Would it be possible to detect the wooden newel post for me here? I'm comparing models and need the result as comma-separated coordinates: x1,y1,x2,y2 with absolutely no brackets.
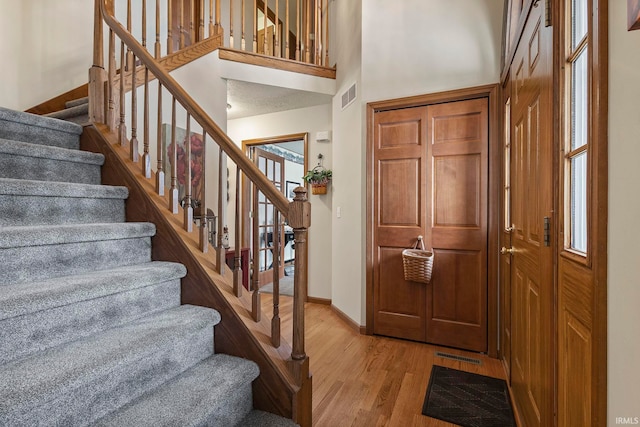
288,186,310,367
288,187,312,427
89,0,107,124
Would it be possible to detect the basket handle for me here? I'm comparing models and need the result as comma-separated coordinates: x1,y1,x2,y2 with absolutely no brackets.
413,235,425,251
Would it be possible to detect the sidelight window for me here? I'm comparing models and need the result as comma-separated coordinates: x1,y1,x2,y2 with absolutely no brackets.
504,98,511,231
564,0,589,254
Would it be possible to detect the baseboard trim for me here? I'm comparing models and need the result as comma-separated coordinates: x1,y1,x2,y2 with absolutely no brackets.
307,296,331,305
331,304,366,334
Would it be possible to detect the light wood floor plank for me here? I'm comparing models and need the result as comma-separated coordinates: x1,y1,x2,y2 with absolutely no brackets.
260,295,508,426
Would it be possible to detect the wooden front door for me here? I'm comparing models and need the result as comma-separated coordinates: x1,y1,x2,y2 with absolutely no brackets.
505,3,554,426
371,97,489,352
425,98,489,352
252,147,285,287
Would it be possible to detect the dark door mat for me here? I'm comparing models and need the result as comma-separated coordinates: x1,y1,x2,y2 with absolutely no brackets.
422,365,516,427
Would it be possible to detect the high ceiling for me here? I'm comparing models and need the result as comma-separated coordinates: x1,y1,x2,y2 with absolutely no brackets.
226,80,333,120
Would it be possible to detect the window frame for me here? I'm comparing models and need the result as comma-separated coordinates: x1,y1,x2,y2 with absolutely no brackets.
561,0,592,264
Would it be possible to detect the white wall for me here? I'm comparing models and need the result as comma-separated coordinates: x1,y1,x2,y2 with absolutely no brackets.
329,0,363,323
361,0,503,102
330,0,504,326
608,2,640,422
0,1,21,108
227,104,333,300
0,0,94,110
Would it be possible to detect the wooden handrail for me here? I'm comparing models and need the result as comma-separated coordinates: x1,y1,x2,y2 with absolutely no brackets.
99,1,289,215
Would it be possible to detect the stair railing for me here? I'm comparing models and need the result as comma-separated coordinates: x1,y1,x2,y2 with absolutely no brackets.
93,0,311,402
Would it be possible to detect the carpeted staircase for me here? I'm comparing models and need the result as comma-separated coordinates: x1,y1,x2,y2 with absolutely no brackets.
0,106,297,426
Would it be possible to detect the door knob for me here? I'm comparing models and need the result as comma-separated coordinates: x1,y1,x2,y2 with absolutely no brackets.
501,246,515,255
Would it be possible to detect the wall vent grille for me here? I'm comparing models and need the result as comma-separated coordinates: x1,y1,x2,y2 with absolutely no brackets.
435,351,482,365
341,83,357,110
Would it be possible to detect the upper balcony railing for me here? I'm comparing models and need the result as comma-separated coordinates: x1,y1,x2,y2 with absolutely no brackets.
98,0,332,70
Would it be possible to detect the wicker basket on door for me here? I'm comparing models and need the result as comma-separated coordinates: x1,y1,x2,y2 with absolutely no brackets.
402,236,434,284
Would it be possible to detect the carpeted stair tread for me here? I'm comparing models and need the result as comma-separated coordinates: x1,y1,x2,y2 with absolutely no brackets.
0,262,185,364
0,223,156,285
0,138,103,184
0,106,82,150
44,103,89,120
0,262,186,321
65,97,89,108
0,305,220,426
0,178,129,226
0,222,155,249
0,177,128,199
95,354,259,427
240,410,301,426
0,138,103,165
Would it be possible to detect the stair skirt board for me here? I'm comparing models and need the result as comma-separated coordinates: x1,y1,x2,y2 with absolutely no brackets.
0,106,297,426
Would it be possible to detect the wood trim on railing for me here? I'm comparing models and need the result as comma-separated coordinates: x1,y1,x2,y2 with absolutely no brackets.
218,47,336,79
100,1,289,215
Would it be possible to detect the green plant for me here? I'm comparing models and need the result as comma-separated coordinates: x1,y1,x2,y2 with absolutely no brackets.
302,166,332,184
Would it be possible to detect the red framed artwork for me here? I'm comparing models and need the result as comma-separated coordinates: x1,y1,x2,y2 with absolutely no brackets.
629,0,640,31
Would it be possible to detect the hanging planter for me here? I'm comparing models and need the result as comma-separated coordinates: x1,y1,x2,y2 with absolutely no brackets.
303,165,332,195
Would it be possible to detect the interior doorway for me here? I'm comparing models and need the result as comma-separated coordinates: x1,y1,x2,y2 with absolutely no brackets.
242,133,308,292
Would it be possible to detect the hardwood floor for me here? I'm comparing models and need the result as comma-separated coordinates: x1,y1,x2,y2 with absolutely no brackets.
260,294,508,426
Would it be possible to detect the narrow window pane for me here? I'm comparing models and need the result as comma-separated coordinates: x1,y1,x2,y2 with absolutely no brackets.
571,152,587,252
504,99,511,230
572,0,588,49
571,49,588,150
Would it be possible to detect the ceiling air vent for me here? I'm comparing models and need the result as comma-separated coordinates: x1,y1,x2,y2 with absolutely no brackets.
341,83,357,110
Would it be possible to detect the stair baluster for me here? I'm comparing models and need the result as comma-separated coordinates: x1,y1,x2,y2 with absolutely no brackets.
155,0,161,58
251,175,261,322
253,0,257,52
296,0,300,60
200,0,205,41
229,0,234,48
285,0,290,58
167,0,173,55
209,0,215,36
107,28,116,131
241,0,246,51
215,0,222,35
127,0,133,70
189,2,195,44
216,146,227,274
275,0,280,57
272,209,281,347
130,54,139,162
233,166,243,297
184,114,193,232
156,83,165,196
179,0,185,50
143,66,151,178
197,129,207,252
324,0,329,65
118,39,127,147
169,96,179,214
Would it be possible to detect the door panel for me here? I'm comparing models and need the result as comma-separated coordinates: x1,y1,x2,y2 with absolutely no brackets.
425,99,488,353
371,98,490,351
372,107,428,342
506,3,554,426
